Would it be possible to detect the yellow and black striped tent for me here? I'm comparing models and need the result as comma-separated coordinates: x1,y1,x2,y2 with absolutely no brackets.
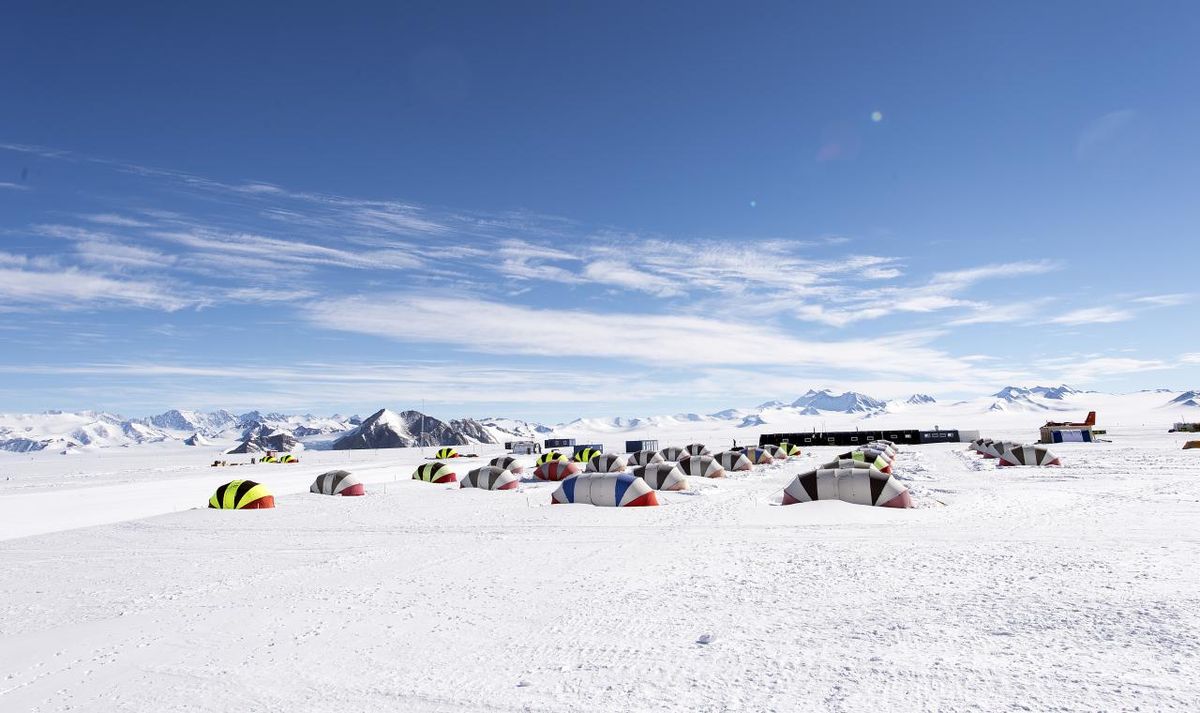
278,454,298,463
414,461,457,483
536,451,567,466
435,447,459,459
259,455,278,463
573,447,602,463
208,480,275,509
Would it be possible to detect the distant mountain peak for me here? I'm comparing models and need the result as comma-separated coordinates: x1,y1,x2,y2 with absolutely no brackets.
906,394,937,405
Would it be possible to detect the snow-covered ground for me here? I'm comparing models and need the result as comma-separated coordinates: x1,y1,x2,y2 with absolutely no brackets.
1,422,1198,710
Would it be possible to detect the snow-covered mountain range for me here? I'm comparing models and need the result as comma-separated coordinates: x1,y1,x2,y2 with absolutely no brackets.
1,385,1196,454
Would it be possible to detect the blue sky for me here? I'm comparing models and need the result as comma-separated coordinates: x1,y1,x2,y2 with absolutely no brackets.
1,2,1197,421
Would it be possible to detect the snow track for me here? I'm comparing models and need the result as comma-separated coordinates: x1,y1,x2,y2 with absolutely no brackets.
1,431,1199,711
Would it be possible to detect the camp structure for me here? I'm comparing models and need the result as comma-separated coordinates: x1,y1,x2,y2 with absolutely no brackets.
627,449,665,467
1184,440,1200,450
821,459,877,471
782,442,803,457
574,447,603,463
435,447,460,459
865,442,897,458
310,470,365,496
208,480,275,509
507,440,538,455
536,451,568,466
258,455,279,464
684,443,711,456
462,466,519,490
997,444,1061,467
781,467,912,508
278,454,298,464
488,455,525,475
742,447,775,465
534,459,582,481
624,439,659,453
413,461,457,483
633,463,688,491
658,446,686,461
551,473,659,507
715,450,753,472
676,454,725,479
1039,412,1097,444
586,453,627,473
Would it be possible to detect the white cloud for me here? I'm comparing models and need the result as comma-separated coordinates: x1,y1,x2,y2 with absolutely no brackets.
0,182,30,191
0,265,198,311
84,213,153,228
1133,294,1191,307
149,229,424,271
1047,307,1134,325
307,293,986,381
226,287,317,303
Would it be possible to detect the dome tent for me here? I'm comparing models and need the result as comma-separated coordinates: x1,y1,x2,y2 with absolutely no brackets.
488,455,525,475
586,453,627,473
574,447,602,463
838,449,892,472
762,444,788,460
537,451,567,465
715,450,753,472
1184,440,1200,450
534,459,582,481
676,454,725,479
552,473,658,507
742,447,774,465
627,449,665,467
311,470,365,496
435,447,460,459
998,444,1061,467
462,466,518,490
209,480,275,509
783,443,803,457
413,462,457,483
634,463,688,491
658,446,686,461
782,467,912,508
684,443,710,456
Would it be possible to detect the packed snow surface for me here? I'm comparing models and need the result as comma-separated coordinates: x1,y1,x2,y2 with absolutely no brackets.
0,421,1198,710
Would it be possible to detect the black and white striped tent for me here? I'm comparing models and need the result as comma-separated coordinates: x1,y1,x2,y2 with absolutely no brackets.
586,453,627,473
634,463,688,491
684,443,710,456
462,465,519,490
310,470,365,496
782,466,912,508
676,454,725,478
627,449,665,467
998,444,1061,467
658,446,686,461
715,450,753,471
488,455,525,474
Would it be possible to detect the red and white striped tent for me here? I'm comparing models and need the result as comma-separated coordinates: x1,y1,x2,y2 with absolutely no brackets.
533,459,582,481
782,466,912,508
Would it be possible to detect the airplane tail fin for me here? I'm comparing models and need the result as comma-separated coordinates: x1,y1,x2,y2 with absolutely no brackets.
1085,411,1096,426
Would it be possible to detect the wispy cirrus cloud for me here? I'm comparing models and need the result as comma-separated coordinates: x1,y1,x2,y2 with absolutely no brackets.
0,263,199,311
